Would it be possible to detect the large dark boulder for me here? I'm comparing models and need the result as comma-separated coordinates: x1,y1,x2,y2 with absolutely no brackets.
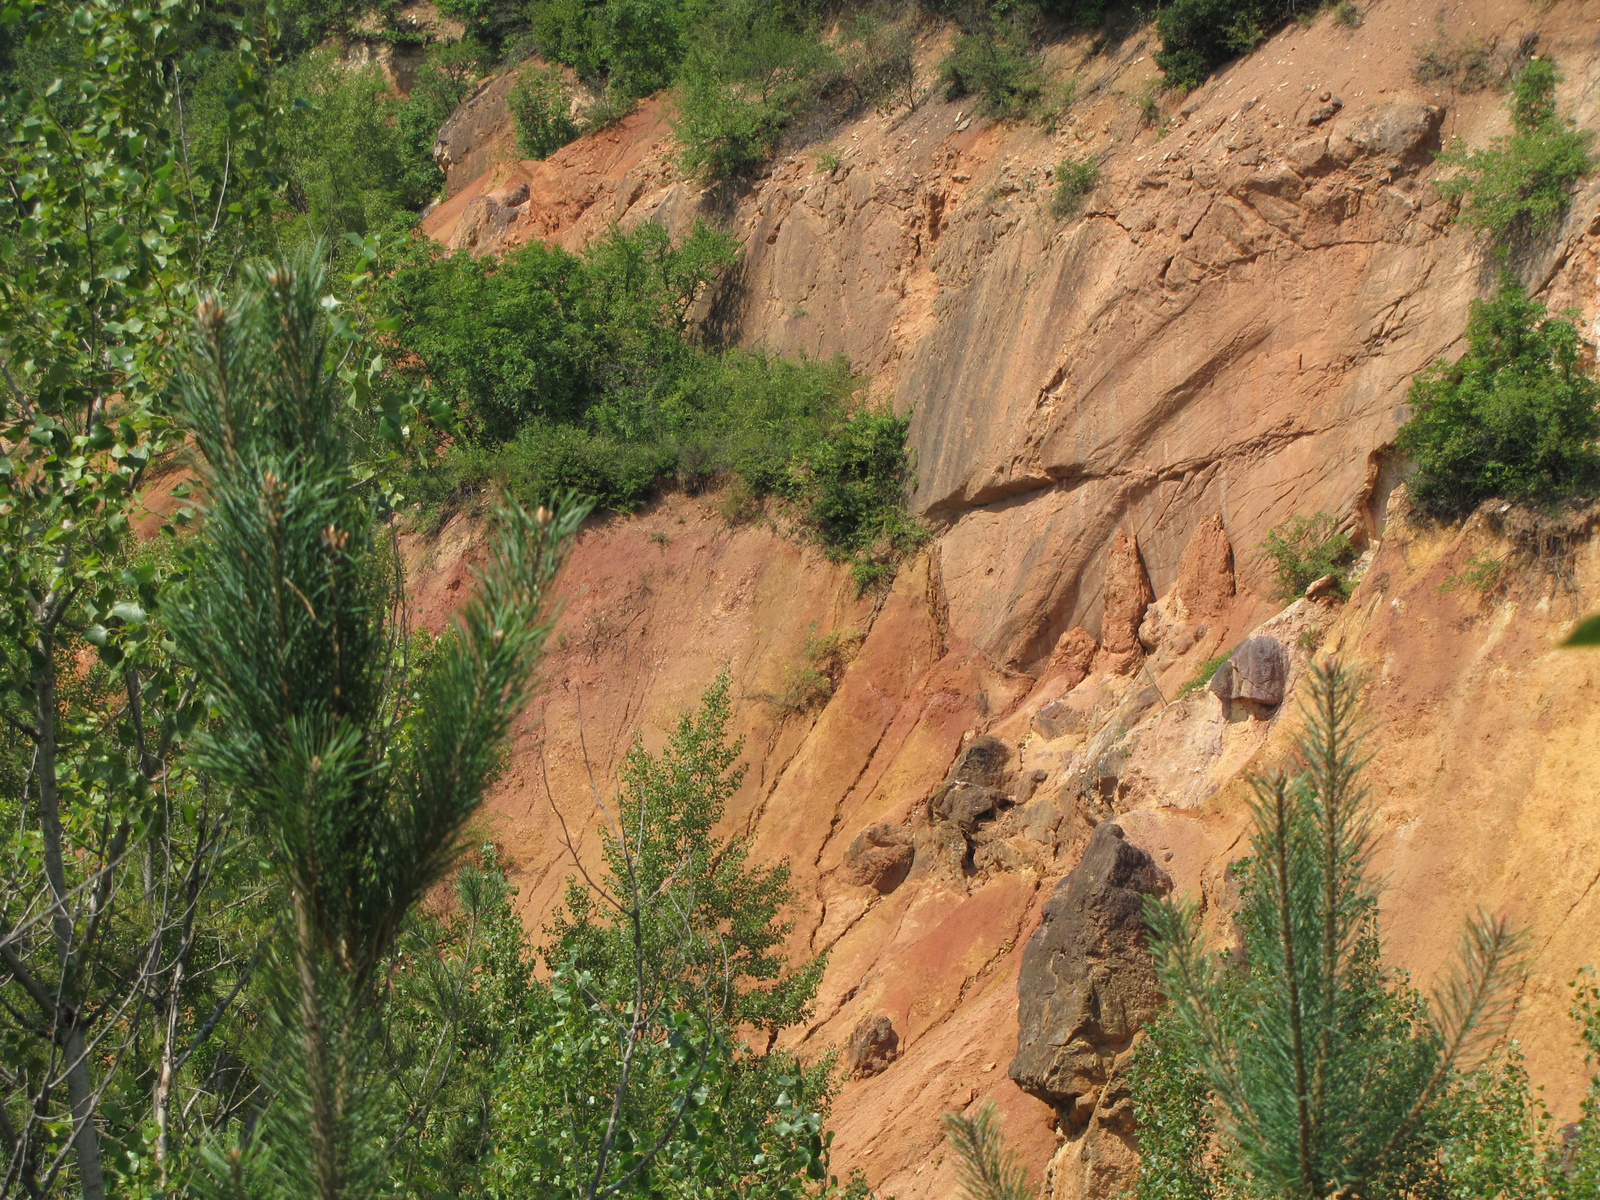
926,735,1016,834
950,735,1013,788
930,781,1008,832
1209,635,1288,706
1010,823,1171,1126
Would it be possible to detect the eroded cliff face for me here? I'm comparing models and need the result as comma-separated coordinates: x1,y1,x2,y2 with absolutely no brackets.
410,2,1600,1196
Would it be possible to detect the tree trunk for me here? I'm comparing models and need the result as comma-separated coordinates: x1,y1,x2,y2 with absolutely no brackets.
64,1026,107,1200
35,636,107,1200
296,892,343,1200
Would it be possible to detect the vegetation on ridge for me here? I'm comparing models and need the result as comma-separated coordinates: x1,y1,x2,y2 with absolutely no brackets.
1438,59,1596,252
1398,280,1600,518
380,220,925,583
1258,513,1358,601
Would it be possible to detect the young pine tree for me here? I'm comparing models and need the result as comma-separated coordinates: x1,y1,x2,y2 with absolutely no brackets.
1140,661,1527,1200
167,256,585,1200
943,1103,1036,1200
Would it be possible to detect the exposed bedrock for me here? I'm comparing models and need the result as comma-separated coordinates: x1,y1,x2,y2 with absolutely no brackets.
410,3,1600,1198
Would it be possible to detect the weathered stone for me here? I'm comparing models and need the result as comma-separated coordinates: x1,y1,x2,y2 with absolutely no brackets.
1306,96,1343,125
950,735,1013,789
1015,768,1048,805
452,191,524,251
1208,636,1288,706
1010,823,1171,1122
1304,572,1340,601
1095,532,1155,676
1328,103,1444,165
843,823,914,893
1034,699,1088,741
489,179,529,207
930,780,1007,832
1136,604,1167,652
1049,627,1098,689
431,69,526,195
845,1015,900,1078
1287,134,1333,174
1175,514,1236,621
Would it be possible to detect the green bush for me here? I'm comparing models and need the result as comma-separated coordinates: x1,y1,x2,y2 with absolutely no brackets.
528,0,691,101
1438,59,1595,249
383,221,737,439
1176,651,1230,697
204,41,475,249
941,24,1043,120
1050,158,1099,218
509,65,580,158
1258,512,1356,600
671,1,834,182
276,51,426,239
838,12,917,114
435,0,535,55
1398,280,1600,516
801,406,928,588
1155,0,1314,90
424,422,678,512
1437,978,1600,1199
384,222,924,565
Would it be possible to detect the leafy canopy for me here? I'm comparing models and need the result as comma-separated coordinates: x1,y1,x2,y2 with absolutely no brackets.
1438,59,1595,250
1397,280,1600,517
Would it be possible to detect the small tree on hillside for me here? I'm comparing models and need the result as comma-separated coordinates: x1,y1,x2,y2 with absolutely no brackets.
168,256,585,1200
1138,661,1527,1200
485,675,835,1198
544,672,822,1040
1397,280,1600,517
1438,59,1596,251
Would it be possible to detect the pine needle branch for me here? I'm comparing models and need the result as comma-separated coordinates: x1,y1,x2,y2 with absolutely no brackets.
943,1102,1035,1200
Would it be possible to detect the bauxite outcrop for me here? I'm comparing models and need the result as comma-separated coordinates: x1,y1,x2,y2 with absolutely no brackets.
408,2,1600,1196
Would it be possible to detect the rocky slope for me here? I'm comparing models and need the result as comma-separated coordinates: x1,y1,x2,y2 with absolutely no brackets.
409,1,1600,1195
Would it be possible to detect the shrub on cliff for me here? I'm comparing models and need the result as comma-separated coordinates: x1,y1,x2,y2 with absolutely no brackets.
1397,280,1600,517
1155,0,1315,91
671,0,836,182
383,221,737,440
1433,979,1600,1200
510,65,580,158
1258,512,1357,600
275,50,438,239
801,406,929,590
385,224,926,574
1050,158,1099,218
1438,59,1596,251
527,0,691,101
940,18,1044,120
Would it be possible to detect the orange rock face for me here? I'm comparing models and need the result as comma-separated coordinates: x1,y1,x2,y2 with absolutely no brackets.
1092,531,1154,676
402,1,1600,1196
1175,513,1235,621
